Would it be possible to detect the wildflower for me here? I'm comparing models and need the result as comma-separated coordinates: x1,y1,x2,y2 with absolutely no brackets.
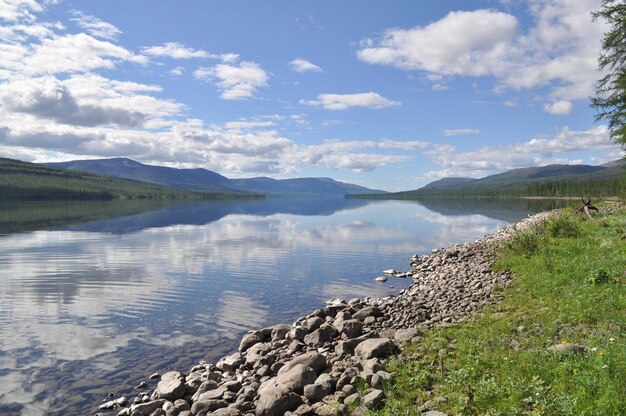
599,351,605,357
572,368,578,375
609,337,615,342
602,364,608,369
591,347,598,352
561,339,568,344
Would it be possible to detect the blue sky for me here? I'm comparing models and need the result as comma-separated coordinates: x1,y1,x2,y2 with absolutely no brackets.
0,0,623,191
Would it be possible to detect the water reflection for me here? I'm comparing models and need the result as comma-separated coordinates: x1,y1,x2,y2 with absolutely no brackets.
0,198,560,415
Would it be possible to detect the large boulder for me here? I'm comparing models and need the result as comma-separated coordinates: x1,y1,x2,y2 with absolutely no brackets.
354,338,399,360
278,351,327,375
255,388,303,416
260,363,316,395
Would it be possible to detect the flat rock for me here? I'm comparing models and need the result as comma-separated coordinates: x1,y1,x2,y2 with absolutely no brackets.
154,377,185,400
354,338,399,360
375,277,388,283
260,364,316,395
279,351,327,375
129,400,166,416
394,328,420,344
548,343,586,354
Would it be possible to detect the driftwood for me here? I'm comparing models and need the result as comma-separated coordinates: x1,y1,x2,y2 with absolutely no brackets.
576,196,599,221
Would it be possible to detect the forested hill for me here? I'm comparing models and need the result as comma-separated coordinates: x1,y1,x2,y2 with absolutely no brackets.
47,157,388,196
0,158,258,201
351,160,626,199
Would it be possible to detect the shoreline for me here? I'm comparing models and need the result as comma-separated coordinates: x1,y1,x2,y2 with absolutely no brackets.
96,210,555,416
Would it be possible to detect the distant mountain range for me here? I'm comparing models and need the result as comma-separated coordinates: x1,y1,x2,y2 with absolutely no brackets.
352,159,626,198
46,158,387,196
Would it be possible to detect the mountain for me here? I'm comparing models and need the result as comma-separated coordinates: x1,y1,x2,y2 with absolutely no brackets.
351,159,626,199
421,177,476,190
0,158,255,201
46,158,387,196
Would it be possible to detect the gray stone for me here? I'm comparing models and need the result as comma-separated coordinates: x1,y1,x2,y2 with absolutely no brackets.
287,326,307,342
212,407,242,416
191,380,218,402
306,317,324,332
394,328,420,344
315,403,346,415
260,364,316,395
240,332,264,352
354,338,399,360
361,389,384,409
154,372,185,401
217,352,244,371
422,412,448,416
303,323,338,347
255,388,303,416
548,343,586,354
303,383,327,404
129,400,166,416
271,324,292,342
336,319,363,339
190,399,228,414
293,403,314,416
352,306,382,321
279,352,327,376
197,385,228,401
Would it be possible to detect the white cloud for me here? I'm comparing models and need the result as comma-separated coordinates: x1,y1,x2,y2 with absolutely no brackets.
0,0,43,22
425,125,620,177
143,42,211,59
70,10,121,40
23,33,147,74
543,100,573,115
223,120,274,131
289,58,322,73
358,1,607,103
442,128,481,137
169,66,184,77
194,61,268,100
301,92,400,110
358,9,517,75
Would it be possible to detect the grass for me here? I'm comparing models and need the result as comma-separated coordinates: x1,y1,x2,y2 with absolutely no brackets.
377,205,626,415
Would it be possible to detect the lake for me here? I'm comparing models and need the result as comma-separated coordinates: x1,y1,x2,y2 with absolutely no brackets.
0,197,570,415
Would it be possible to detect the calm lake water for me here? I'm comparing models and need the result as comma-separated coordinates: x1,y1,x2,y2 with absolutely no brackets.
0,197,571,415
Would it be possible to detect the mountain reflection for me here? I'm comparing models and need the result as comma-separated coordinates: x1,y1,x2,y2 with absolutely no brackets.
0,198,556,415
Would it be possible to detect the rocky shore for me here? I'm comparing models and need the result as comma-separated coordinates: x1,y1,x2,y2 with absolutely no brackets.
97,211,554,416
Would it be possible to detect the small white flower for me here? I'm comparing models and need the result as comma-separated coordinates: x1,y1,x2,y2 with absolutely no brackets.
602,364,608,369
609,337,615,342
591,347,598,352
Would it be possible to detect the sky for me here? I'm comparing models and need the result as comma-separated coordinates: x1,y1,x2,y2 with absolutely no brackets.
0,0,624,191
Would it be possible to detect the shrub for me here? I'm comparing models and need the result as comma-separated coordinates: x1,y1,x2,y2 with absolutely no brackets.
545,213,581,238
506,231,540,257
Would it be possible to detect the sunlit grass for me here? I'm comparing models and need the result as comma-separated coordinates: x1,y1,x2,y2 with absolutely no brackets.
378,205,626,415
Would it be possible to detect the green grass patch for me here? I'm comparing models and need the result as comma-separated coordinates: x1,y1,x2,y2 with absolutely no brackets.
378,205,626,415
